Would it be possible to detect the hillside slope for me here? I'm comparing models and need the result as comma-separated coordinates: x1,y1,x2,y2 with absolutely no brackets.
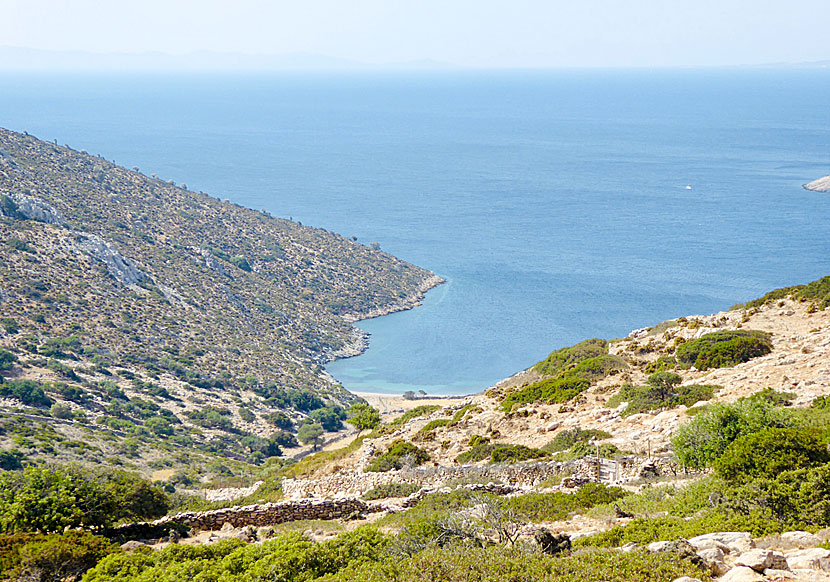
0,127,440,478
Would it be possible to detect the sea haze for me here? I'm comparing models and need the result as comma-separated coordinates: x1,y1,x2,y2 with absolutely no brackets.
2,69,828,395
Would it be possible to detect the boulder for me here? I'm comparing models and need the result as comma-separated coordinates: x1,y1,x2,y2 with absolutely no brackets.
786,548,830,572
781,531,822,549
763,568,796,579
689,532,751,547
697,547,729,576
736,549,775,572
671,578,702,582
719,566,766,582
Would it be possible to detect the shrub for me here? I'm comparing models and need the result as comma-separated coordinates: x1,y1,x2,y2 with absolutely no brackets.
0,450,23,470
714,428,830,481
533,338,608,376
265,411,294,430
0,379,52,406
729,463,830,527
505,483,626,521
675,330,772,370
229,256,252,271
643,356,677,374
577,510,782,548
672,399,796,469
0,348,16,371
490,444,548,464
501,376,591,411
542,428,612,453
607,383,716,417
0,466,168,533
0,531,118,581
363,483,421,500
365,440,430,472
271,430,300,448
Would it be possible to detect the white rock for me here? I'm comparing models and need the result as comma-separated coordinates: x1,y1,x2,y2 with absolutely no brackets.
736,549,775,572
763,568,796,579
786,548,830,572
689,532,752,547
689,537,732,554
671,577,702,582
781,531,822,549
719,565,766,582
647,540,673,553
697,547,729,576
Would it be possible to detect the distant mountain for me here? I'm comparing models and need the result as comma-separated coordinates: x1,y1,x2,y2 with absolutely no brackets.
0,45,459,71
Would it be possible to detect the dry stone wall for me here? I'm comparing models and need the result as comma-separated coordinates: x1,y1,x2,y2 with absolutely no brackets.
155,497,374,532
282,455,679,499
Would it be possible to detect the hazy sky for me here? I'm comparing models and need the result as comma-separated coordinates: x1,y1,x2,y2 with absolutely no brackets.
2,0,829,68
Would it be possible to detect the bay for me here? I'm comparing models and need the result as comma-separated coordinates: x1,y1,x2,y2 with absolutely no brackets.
1,69,828,394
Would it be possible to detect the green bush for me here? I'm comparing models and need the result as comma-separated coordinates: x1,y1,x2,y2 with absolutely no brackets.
542,428,612,453
84,528,391,582
0,348,16,371
0,318,19,334
502,376,591,411
714,428,830,481
739,275,830,310
362,483,421,500
326,546,709,582
606,383,716,417
0,530,117,581
365,440,430,472
533,338,608,376
0,379,52,406
0,466,168,533
578,510,782,548
675,330,772,370
490,444,549,464
643,356,677,374
728,463,830,527
672,399,796,469
505,483,626,521
568,355,628,381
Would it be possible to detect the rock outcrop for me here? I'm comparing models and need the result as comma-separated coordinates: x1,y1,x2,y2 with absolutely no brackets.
804,175,830,192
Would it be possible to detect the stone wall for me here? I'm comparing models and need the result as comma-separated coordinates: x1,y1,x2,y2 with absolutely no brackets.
154,497,374,532
281,455,679,499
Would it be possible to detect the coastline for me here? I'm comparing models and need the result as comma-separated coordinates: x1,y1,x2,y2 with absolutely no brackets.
328,273,445,362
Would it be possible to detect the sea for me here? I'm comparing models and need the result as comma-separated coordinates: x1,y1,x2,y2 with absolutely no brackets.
1,69,828,395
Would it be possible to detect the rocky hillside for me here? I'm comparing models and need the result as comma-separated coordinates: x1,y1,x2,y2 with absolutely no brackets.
0,127,440,479
304,276,829,477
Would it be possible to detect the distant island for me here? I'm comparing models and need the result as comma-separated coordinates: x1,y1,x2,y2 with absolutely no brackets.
804,175,830,192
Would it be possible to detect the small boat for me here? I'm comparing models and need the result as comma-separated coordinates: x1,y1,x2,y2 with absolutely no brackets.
685,185,692,190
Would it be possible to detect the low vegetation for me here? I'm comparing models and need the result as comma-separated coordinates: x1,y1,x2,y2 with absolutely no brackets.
675,330,772,370
503,339,627,410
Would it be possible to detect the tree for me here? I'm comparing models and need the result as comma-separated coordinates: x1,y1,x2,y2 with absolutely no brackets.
297,423,324,451
308,407,345,432
347,403,381,433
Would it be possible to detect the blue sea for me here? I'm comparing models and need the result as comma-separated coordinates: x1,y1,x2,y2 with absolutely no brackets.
2,69,828,395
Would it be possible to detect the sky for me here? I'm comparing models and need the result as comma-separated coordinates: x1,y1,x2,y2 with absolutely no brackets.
1,0,829,68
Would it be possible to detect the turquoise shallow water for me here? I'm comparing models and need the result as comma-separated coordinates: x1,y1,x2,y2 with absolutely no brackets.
1,69,828,394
